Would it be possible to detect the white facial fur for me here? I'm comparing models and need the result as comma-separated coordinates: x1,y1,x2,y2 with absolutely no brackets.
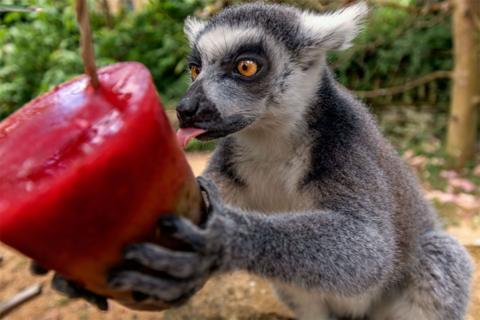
184,16,207,44
197,26,262,63
185,2,368,51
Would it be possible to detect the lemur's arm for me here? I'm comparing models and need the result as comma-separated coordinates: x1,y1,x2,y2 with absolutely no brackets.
107,177,394,304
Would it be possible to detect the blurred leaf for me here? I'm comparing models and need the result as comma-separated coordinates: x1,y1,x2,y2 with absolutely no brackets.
0,0,207,118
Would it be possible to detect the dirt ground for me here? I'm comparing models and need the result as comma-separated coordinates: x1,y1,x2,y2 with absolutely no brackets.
1,152,479,320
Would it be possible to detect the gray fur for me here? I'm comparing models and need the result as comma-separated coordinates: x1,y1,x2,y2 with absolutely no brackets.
110,2,474,319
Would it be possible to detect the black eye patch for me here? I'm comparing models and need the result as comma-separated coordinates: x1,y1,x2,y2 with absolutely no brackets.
216,43,269,81
224,42,267,63
187,46,202,67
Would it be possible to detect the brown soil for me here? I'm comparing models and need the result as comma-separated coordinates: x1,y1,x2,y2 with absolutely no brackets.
0,153,478,320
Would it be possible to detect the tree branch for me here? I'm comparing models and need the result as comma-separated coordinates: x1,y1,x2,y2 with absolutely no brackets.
0,284,43,317
367,0,451,14
355,71,452,98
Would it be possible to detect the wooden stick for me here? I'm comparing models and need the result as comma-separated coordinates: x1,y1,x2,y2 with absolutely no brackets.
0,284,43,318
75,0,99,89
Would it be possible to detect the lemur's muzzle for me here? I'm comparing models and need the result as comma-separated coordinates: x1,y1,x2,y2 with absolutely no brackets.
176,80,222,147
176,80,221,129
176,79,253,148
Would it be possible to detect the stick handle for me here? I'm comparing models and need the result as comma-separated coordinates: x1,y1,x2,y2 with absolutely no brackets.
0,283,43,317
75,0,99,89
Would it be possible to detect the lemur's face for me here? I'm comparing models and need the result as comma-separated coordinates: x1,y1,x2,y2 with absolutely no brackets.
177,31,276,141
176,2,367,142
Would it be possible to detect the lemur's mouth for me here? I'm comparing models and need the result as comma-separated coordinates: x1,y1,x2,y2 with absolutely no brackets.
176,126,236,148
176,115,254,148
176,128,207,148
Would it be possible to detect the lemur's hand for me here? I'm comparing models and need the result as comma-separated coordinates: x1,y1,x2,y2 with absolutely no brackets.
29,177,225,310
30,262,109,310
107,176,227,306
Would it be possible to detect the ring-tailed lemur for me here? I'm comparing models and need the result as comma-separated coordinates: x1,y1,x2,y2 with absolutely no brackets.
47,2,474,319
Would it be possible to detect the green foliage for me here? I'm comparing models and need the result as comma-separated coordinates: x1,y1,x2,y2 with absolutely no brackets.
0,1,454,120
378,106,447,154
185,139,216,152
0,1,78,119
0,0,205,119
330,6,453,107
95,0,205,104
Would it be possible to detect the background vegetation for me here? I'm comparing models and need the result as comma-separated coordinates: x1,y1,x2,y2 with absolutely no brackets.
0,0,454,117
0,0,207,118
0,0,479,219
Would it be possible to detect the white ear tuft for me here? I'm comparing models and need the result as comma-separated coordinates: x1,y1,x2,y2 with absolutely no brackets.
301,1,368,51
184,16,207,45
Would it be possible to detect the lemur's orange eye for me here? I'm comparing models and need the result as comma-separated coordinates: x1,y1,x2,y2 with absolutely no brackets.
237,60,258,77
190,65,201,80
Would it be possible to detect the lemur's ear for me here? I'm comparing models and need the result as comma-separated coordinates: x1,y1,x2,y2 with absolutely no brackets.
184,16,207,45
300,2,368,51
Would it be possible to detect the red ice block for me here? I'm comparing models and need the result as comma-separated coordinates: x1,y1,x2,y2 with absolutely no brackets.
0,62,202,309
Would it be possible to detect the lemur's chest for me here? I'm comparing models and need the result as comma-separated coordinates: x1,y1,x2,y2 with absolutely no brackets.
212,147,314,213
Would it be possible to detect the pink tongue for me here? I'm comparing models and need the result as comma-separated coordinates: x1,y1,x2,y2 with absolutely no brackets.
176,128,207,149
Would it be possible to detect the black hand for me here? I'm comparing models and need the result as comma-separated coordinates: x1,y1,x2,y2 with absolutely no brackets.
51,274,109,311
30,261,49,275
30,261,109,311
107,176,227,307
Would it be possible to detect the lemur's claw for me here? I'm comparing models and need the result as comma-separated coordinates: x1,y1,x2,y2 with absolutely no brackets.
52,274,109,311
123,242,202,279
30,261,49,275
108,270,201,305
197,176,222,212
30,261,108,310
115,240,212,303
158,215,207,252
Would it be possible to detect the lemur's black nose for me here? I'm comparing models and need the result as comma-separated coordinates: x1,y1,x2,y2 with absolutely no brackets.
176,80,221,128
176,98,199,125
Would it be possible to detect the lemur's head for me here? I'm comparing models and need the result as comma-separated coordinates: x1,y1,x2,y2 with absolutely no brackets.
176,2,367,145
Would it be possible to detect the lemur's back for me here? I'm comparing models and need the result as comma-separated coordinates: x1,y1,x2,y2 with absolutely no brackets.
321,71,439,261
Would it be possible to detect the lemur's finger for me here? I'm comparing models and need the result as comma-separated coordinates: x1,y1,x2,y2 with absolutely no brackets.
51,274,82,298
157,215,206,252
124,243,201,278
131,290,149,302
78,289,109,311
30,261,49,275
197,176,222,210
108,271,201,303
51,274,109,311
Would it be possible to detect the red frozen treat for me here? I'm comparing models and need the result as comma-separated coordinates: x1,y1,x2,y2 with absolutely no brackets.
0,62,202,308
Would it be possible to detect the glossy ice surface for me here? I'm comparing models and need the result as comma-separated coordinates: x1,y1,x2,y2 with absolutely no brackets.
0,62,202,305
